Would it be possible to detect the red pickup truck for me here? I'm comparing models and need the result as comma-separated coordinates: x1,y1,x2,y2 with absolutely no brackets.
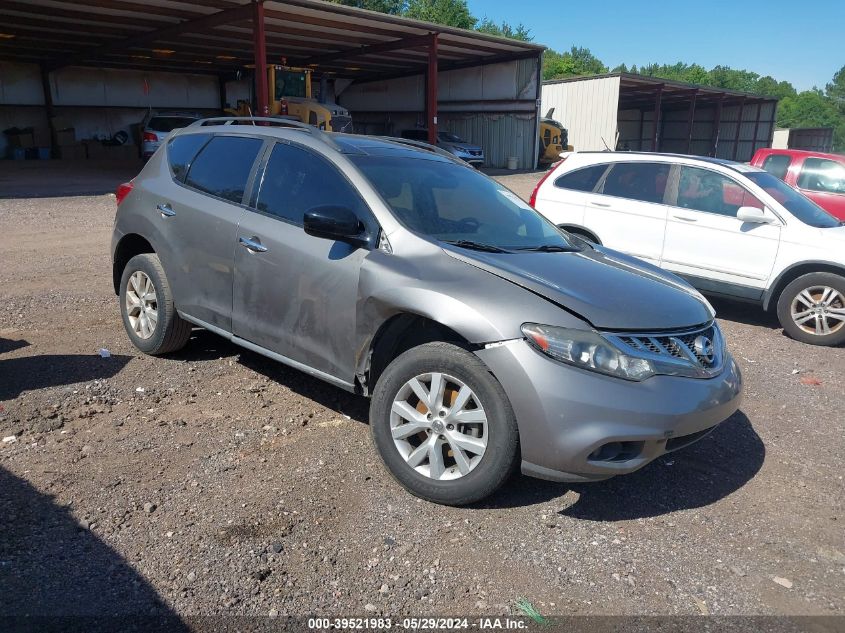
750,148,845,220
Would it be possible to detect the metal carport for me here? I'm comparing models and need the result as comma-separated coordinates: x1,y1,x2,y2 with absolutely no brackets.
1,0,544,164
542,73,779,161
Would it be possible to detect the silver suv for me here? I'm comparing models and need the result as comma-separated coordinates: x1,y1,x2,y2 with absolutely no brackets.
112,117,742,505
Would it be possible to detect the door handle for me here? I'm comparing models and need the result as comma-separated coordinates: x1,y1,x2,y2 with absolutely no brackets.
157,203,176,218
239,236,268,253
673,215,698,222
589,201,611,208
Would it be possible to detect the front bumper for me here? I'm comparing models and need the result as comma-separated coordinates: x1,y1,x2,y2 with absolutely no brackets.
475,339,743,482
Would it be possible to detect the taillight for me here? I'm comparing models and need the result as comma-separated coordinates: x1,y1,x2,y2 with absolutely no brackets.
143,132,158,142
529,158,566,208
116,181,134,206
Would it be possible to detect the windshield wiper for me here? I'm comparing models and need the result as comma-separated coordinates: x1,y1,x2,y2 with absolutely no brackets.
514,244,578,253
444,240,511,253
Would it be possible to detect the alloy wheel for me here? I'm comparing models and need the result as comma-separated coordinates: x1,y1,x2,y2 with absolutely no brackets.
390,372,488,481
790,285,845,336
125,271,158,339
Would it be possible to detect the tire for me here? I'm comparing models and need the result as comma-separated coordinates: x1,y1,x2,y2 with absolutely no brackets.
370,342,519,506
119,253,192,355
776,272,845,346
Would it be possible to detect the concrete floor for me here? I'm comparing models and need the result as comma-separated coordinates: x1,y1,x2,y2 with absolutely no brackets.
0,159,144,199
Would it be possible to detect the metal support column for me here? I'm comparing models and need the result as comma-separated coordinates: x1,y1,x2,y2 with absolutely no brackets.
39,65,57,149
750,101,763,158
252,0,269,117
652,84,663,151
710,95,724,157
732,97,746,161
685,89,698,154
638,109,645,151
426,33,439,146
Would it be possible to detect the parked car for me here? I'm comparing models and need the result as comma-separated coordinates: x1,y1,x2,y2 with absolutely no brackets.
531,152,845,346
141,111,201,160
400,129,484,167
751,148,845,221
112,118,741,505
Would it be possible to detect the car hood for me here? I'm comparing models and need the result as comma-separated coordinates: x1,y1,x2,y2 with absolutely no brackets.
443,246,714,331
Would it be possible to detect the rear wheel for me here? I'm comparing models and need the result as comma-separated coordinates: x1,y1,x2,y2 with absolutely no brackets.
776,272,845,346
370,342,519,506
119,253,192,355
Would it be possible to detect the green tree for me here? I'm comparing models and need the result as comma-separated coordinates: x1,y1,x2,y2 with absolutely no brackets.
543,46,607,80
826,65,845,113
405,0,476,29
755,75,797,100
327,0,406,13
476,18,532,41
778,89,845,148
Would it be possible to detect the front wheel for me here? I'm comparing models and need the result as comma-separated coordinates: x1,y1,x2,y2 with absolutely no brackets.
370,342,519,506
776,272,845,346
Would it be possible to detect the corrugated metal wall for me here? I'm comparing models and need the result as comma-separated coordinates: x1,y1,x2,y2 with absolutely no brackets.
544,76,776,161
541,76,621,152
440,113,537,172
714,101,776,161
338,58,541,169
0,62,220,155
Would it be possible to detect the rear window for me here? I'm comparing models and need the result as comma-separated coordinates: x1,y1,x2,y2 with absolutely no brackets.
601,162,670,204
185,136,263,204
148,117,198,132
167,134,210,181
761,154,792,180
554,164,607,192
797,157,845,194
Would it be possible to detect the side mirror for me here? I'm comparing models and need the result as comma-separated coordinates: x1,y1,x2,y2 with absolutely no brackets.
303,205,366,245
737,206,775,225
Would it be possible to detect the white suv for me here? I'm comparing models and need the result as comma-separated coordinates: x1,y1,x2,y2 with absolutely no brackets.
531,152,845,346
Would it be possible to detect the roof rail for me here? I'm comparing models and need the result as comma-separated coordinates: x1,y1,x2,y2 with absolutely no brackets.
378,136,469,166
189,116,341,151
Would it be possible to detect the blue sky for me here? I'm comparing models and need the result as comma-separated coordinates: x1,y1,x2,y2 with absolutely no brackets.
466,0,843,91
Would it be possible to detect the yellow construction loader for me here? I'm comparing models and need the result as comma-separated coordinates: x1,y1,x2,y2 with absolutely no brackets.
539,108,569,164
226,64,353,133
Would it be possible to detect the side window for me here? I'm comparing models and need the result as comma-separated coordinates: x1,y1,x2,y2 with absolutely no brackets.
797,158,845,194
761,154,792,180
554,164,608,192
601,162,670,204
185,136,263,204
675,166,763,217
167,134,210,182
256,142,369,225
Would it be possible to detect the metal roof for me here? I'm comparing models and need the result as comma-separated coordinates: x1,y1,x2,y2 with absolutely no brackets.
545,73,779,110
0,0,544,79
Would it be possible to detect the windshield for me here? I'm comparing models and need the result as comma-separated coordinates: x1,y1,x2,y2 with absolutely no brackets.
351,155,577,252
745,171,841,228
275,70,307,99
438,132,464,143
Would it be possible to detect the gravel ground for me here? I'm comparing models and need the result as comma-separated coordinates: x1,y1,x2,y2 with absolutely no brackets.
1,176,843,621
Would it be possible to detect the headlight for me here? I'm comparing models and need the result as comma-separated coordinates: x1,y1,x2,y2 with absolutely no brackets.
521,323,655,381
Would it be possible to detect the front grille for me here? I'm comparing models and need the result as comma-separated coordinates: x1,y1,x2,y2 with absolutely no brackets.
607,323,724,379
468,150,482,157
